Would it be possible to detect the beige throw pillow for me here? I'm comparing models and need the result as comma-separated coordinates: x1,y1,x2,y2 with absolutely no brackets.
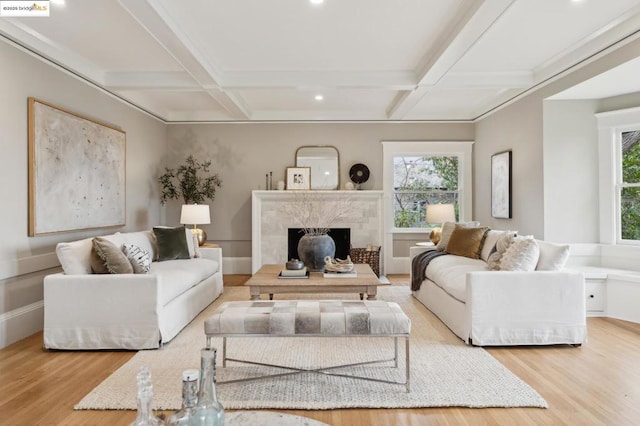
499,236,540,271
445,225,489,259
487,231,517,270
92,237,134,274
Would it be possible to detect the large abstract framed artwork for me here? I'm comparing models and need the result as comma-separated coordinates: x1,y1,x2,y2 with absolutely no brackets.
28,98,126,236
491,150,512,219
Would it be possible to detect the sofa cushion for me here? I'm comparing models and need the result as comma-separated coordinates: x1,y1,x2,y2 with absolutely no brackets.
446,226,489,259
535,240,570,271
90,246,110,274
499,236,539,272
123,243,152,273
56,237,94,275
487,231,517,270
121,231,156,261
425,254,488,303
151,258,220,306
436,221,481,251
153,227,191,261
481,230,511,262
92,237,134,274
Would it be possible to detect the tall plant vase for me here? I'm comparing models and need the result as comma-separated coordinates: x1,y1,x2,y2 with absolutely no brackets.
297,234,336,271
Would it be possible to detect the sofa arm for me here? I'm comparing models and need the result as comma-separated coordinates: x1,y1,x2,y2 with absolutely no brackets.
43,273,162,349
465,271,587,345
199,247,223,275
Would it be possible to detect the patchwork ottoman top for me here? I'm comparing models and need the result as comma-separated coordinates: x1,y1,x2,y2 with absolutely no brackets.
204,300,411,336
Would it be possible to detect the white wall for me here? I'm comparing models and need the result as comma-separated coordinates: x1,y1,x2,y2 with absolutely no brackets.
475,35,640,239
0,38,167,348
543,100,600,243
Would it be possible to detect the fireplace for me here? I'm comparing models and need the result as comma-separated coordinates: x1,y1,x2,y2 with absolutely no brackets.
288,228,351,261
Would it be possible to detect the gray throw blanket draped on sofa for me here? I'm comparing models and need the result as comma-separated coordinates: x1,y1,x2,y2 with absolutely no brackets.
411,249,448,291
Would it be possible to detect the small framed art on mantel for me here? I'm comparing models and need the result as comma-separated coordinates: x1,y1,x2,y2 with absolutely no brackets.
491,150,512,219
286,167,311,190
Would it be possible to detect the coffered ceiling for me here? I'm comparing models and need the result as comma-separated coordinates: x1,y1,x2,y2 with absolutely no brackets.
2,0,640,122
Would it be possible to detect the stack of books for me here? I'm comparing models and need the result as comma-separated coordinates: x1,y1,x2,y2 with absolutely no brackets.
278,267,309,279
323,269,357,278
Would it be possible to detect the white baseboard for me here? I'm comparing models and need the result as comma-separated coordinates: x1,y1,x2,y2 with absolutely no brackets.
0,301,44,349
223,257,252,274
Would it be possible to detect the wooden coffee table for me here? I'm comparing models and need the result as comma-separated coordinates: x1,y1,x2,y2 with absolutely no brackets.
245,264,387,300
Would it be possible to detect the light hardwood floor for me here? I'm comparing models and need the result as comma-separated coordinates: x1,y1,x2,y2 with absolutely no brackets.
1,275,639,425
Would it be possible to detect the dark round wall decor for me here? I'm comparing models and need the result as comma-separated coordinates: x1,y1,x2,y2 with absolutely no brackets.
349,163,370,184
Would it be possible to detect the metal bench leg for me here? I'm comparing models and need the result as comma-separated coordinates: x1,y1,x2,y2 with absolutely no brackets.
405,336,410,393
223,337,227,368
394,337,398,368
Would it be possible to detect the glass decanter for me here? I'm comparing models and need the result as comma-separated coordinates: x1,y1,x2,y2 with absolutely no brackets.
166,369,199,426
189,348,224,425
131,364,164,426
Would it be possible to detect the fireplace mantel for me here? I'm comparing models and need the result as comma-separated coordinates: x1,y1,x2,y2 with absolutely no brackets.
251,190,384,274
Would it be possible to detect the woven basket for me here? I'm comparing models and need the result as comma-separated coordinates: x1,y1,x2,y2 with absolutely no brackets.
349,246,381,277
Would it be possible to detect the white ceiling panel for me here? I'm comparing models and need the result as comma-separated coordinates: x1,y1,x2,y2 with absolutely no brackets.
1,0,639,121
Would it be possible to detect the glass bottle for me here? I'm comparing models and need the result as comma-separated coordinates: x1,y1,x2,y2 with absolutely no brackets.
167,369,200,426
189,348,224,426
131,365,164,426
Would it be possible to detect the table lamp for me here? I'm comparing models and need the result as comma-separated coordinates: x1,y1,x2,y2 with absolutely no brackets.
426,204,455,245
180,204,210,246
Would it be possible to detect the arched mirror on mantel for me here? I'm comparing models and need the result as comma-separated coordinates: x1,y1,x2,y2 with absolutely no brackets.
295,145,340,190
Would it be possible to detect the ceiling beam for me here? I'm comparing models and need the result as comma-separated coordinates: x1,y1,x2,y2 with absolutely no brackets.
388,0,515,119
118,0,250,119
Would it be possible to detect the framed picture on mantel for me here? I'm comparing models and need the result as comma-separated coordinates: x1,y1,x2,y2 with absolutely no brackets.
491,150,512,219
286,167,311,190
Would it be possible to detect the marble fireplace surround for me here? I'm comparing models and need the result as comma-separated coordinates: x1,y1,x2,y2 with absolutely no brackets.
251,190,384,274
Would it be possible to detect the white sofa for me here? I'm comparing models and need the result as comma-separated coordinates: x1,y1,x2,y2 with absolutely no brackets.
411,230,587,346
44,229,223,350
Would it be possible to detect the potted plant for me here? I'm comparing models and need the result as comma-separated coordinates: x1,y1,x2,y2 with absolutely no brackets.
158,156,222,205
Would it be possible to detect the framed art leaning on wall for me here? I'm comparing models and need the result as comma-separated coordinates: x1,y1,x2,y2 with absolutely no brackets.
28,97,126,236
286,166,311,190
491,150,512,219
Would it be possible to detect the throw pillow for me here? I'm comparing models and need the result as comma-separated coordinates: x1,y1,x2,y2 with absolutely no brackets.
445,225,489,259
487,231,517,270
90,246,109,274
436,221,481,251
153,226,191,261
499,236,540,271
535,240,570,271
92,237,134,274
122,243,152,273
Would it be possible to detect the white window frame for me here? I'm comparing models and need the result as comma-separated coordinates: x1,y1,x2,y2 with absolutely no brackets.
596,106,640,245
382,141,474,273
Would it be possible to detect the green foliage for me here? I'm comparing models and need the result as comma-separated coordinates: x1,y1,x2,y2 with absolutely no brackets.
393,156,459,228
158,156,222,205
621,137,640,240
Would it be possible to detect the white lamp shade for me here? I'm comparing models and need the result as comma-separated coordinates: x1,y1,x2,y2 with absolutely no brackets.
426,204,455,224
180,204,211,225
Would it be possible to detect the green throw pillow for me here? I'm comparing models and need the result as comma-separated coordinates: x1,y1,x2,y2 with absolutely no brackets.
153,226,190,261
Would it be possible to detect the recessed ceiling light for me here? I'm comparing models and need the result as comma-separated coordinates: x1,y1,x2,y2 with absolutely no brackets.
310,0,325,5
315,94,324,101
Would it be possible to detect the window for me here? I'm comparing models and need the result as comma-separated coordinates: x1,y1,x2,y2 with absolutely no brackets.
619,130,640,241
392,156,459,228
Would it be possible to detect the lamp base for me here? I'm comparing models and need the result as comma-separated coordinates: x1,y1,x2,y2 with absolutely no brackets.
429,227,442,245
191,228,207,246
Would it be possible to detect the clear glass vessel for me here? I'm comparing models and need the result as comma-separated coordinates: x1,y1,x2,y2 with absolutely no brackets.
131,365,164,426
166,369,199,426
189,348,224,425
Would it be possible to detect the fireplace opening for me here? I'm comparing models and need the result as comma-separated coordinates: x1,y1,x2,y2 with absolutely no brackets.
288,228,351,261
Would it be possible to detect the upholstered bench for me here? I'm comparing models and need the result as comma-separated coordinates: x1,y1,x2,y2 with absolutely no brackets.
204,300,412,392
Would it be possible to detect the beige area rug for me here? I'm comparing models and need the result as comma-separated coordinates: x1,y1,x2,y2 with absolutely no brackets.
75,286,547,410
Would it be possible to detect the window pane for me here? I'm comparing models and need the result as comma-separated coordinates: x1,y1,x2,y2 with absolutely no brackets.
622,130,640,183
621,187,640,240
393,156,458,190
393,192,458,228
